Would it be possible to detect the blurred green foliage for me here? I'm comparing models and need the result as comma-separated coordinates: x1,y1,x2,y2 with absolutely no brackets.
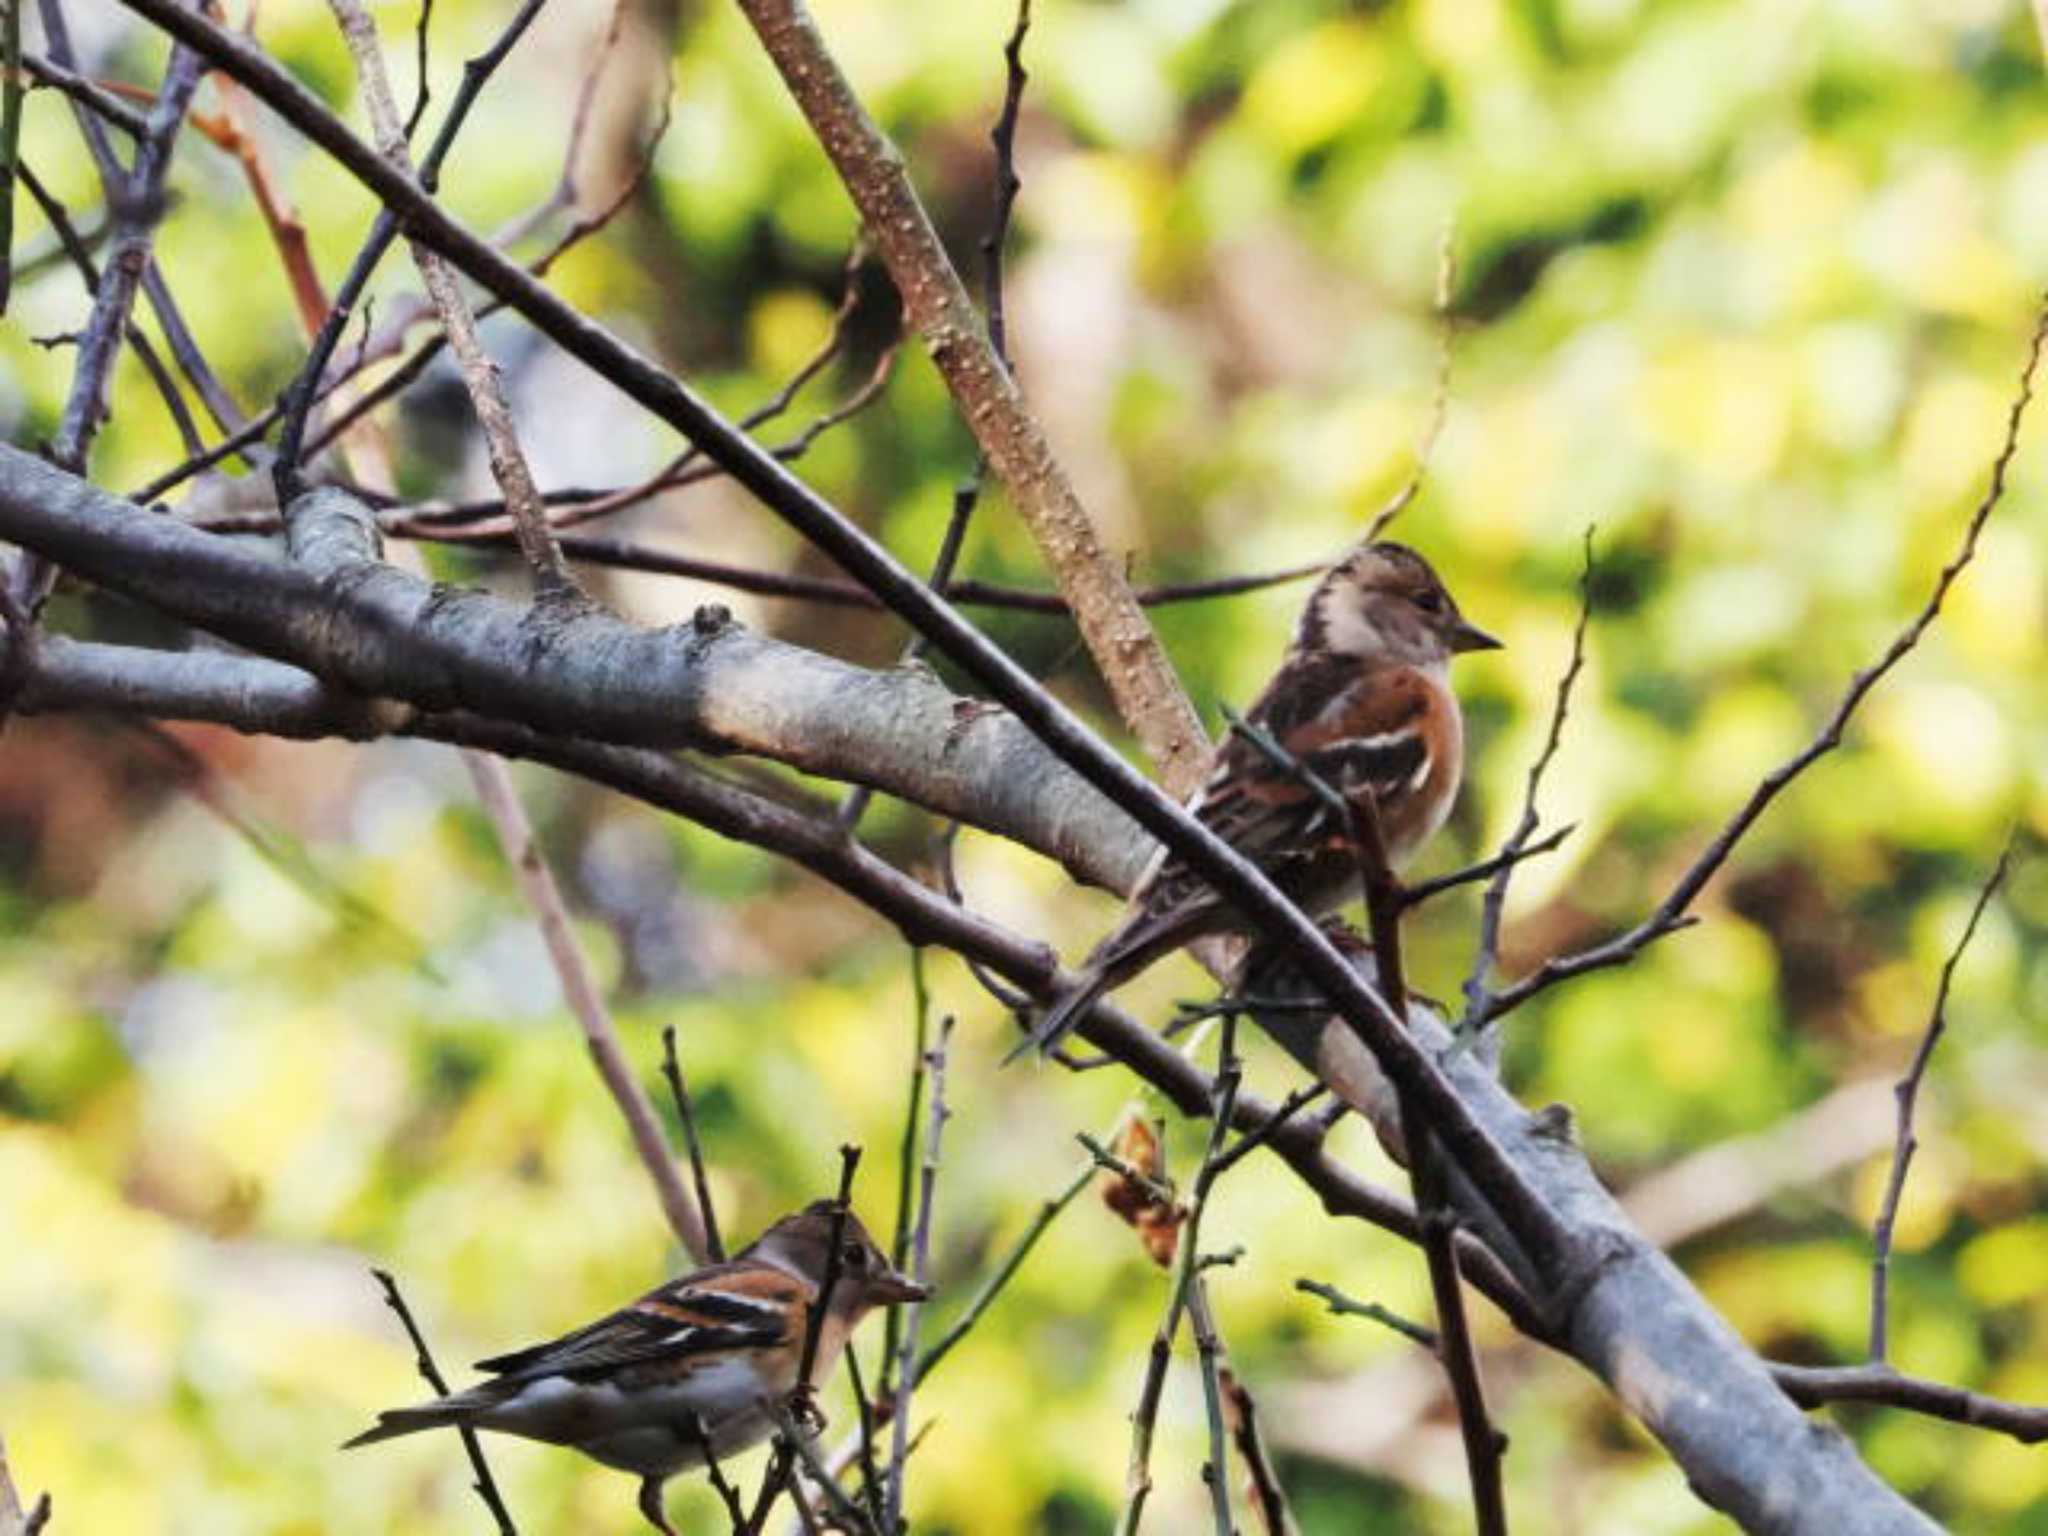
3,0,2048,1531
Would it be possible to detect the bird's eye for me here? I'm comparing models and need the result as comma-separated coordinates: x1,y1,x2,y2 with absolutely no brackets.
843,1242,867,1269
1413,589,1444,614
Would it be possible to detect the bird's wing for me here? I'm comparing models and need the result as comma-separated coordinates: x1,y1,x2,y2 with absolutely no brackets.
473,1262,802,1383
1132,660,1434,915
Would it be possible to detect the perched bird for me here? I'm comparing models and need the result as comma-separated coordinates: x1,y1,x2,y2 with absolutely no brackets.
346,1203,927,1534
1030,541,1499,1053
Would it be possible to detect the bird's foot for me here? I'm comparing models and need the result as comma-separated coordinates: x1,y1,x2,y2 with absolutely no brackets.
637,1476,679,1536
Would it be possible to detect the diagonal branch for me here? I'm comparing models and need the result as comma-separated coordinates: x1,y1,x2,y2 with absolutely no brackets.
1868,838,2015,1363
732,0,1208,796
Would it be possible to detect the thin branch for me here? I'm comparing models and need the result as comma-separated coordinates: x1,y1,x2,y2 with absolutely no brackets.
1362,221,1458,544
0,0,24,315
460,750,710,1260
1220,1369,1298,1536
914,1158,1093,1381
16,51,149,138
1400,825,1573,913
40,26,203,476
884,1016,953,1533
1295,1278,1440,1350
270,0,550,504
369,1268,517,1535
1772,1362,2048,1445
1459,529,1594,1032
1116,1019,1242,1536
1480,297,2048,1026
404,0,433,140
0,1430,51,1536
881,947,933,1394
1869,838,2015,1363
660,1023,725,1263
745,1146,863,1535
14,164,204,460
1185,1275,1237,1536
326,0,573,594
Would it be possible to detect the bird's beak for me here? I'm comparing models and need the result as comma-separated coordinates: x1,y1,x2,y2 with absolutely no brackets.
866,1267,931,1305
1449,617,1503,653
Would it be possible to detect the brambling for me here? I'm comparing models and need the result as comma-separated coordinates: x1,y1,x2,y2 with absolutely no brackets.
346,1202,926,1534
1031,541,1498,1052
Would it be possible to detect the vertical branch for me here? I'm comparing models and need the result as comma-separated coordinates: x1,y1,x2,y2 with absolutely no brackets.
1348,793,1508,1536
746,1146,865,1536
370,1268,518,1536
1185,1273,1236,1536
1116,1019,1243,1536
1869,838,2015,1362
881,947,931,1384
1220,1370,1298,1536
884,1015,953,1533
1363,221,1459,543
461,752,711,1260
1224,711,1506,1534
733,0,1209,796
40,23,204,475
0,0,23,314
1458,530,1594,1033
661,1023,726,1263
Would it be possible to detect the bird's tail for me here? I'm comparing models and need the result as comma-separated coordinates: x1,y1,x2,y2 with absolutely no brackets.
1013,906,1210,1062
343,1396,487,1450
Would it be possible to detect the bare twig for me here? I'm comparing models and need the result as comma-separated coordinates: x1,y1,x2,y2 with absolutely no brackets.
461,751,710,1260
1362,222,1459,544
660,1024,726,1263
882,948,933,1390
271,0,550,504
39,25,202,477
1116,1020,1242,1536
1459,529,1594,1032
326,0,572,594
1296,1278,1439,1350
1185,1275,1237,1535
884,1016,953,1532
745,1146,864,1535
1772,1362,2048,1445
1869,838,2016,1363
1480,299,2048,1026
1400,825,1574,914
369,1268,517,1535
16,50,148,138
13,165,203,460
1221,1369,1298,1536
915,1158,1094,1380
1227,709,1507,1534
1,0,23,314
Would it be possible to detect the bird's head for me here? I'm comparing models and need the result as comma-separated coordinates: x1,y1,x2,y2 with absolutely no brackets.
746,1201,929,1316
1295,541,1500,667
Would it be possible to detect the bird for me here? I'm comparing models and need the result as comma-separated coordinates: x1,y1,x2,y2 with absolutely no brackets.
1028,541,1500,1054
345,1202,928,1534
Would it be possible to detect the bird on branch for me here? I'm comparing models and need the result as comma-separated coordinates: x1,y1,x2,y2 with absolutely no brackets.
345,1202,926,1534
1027,541,1500,1054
